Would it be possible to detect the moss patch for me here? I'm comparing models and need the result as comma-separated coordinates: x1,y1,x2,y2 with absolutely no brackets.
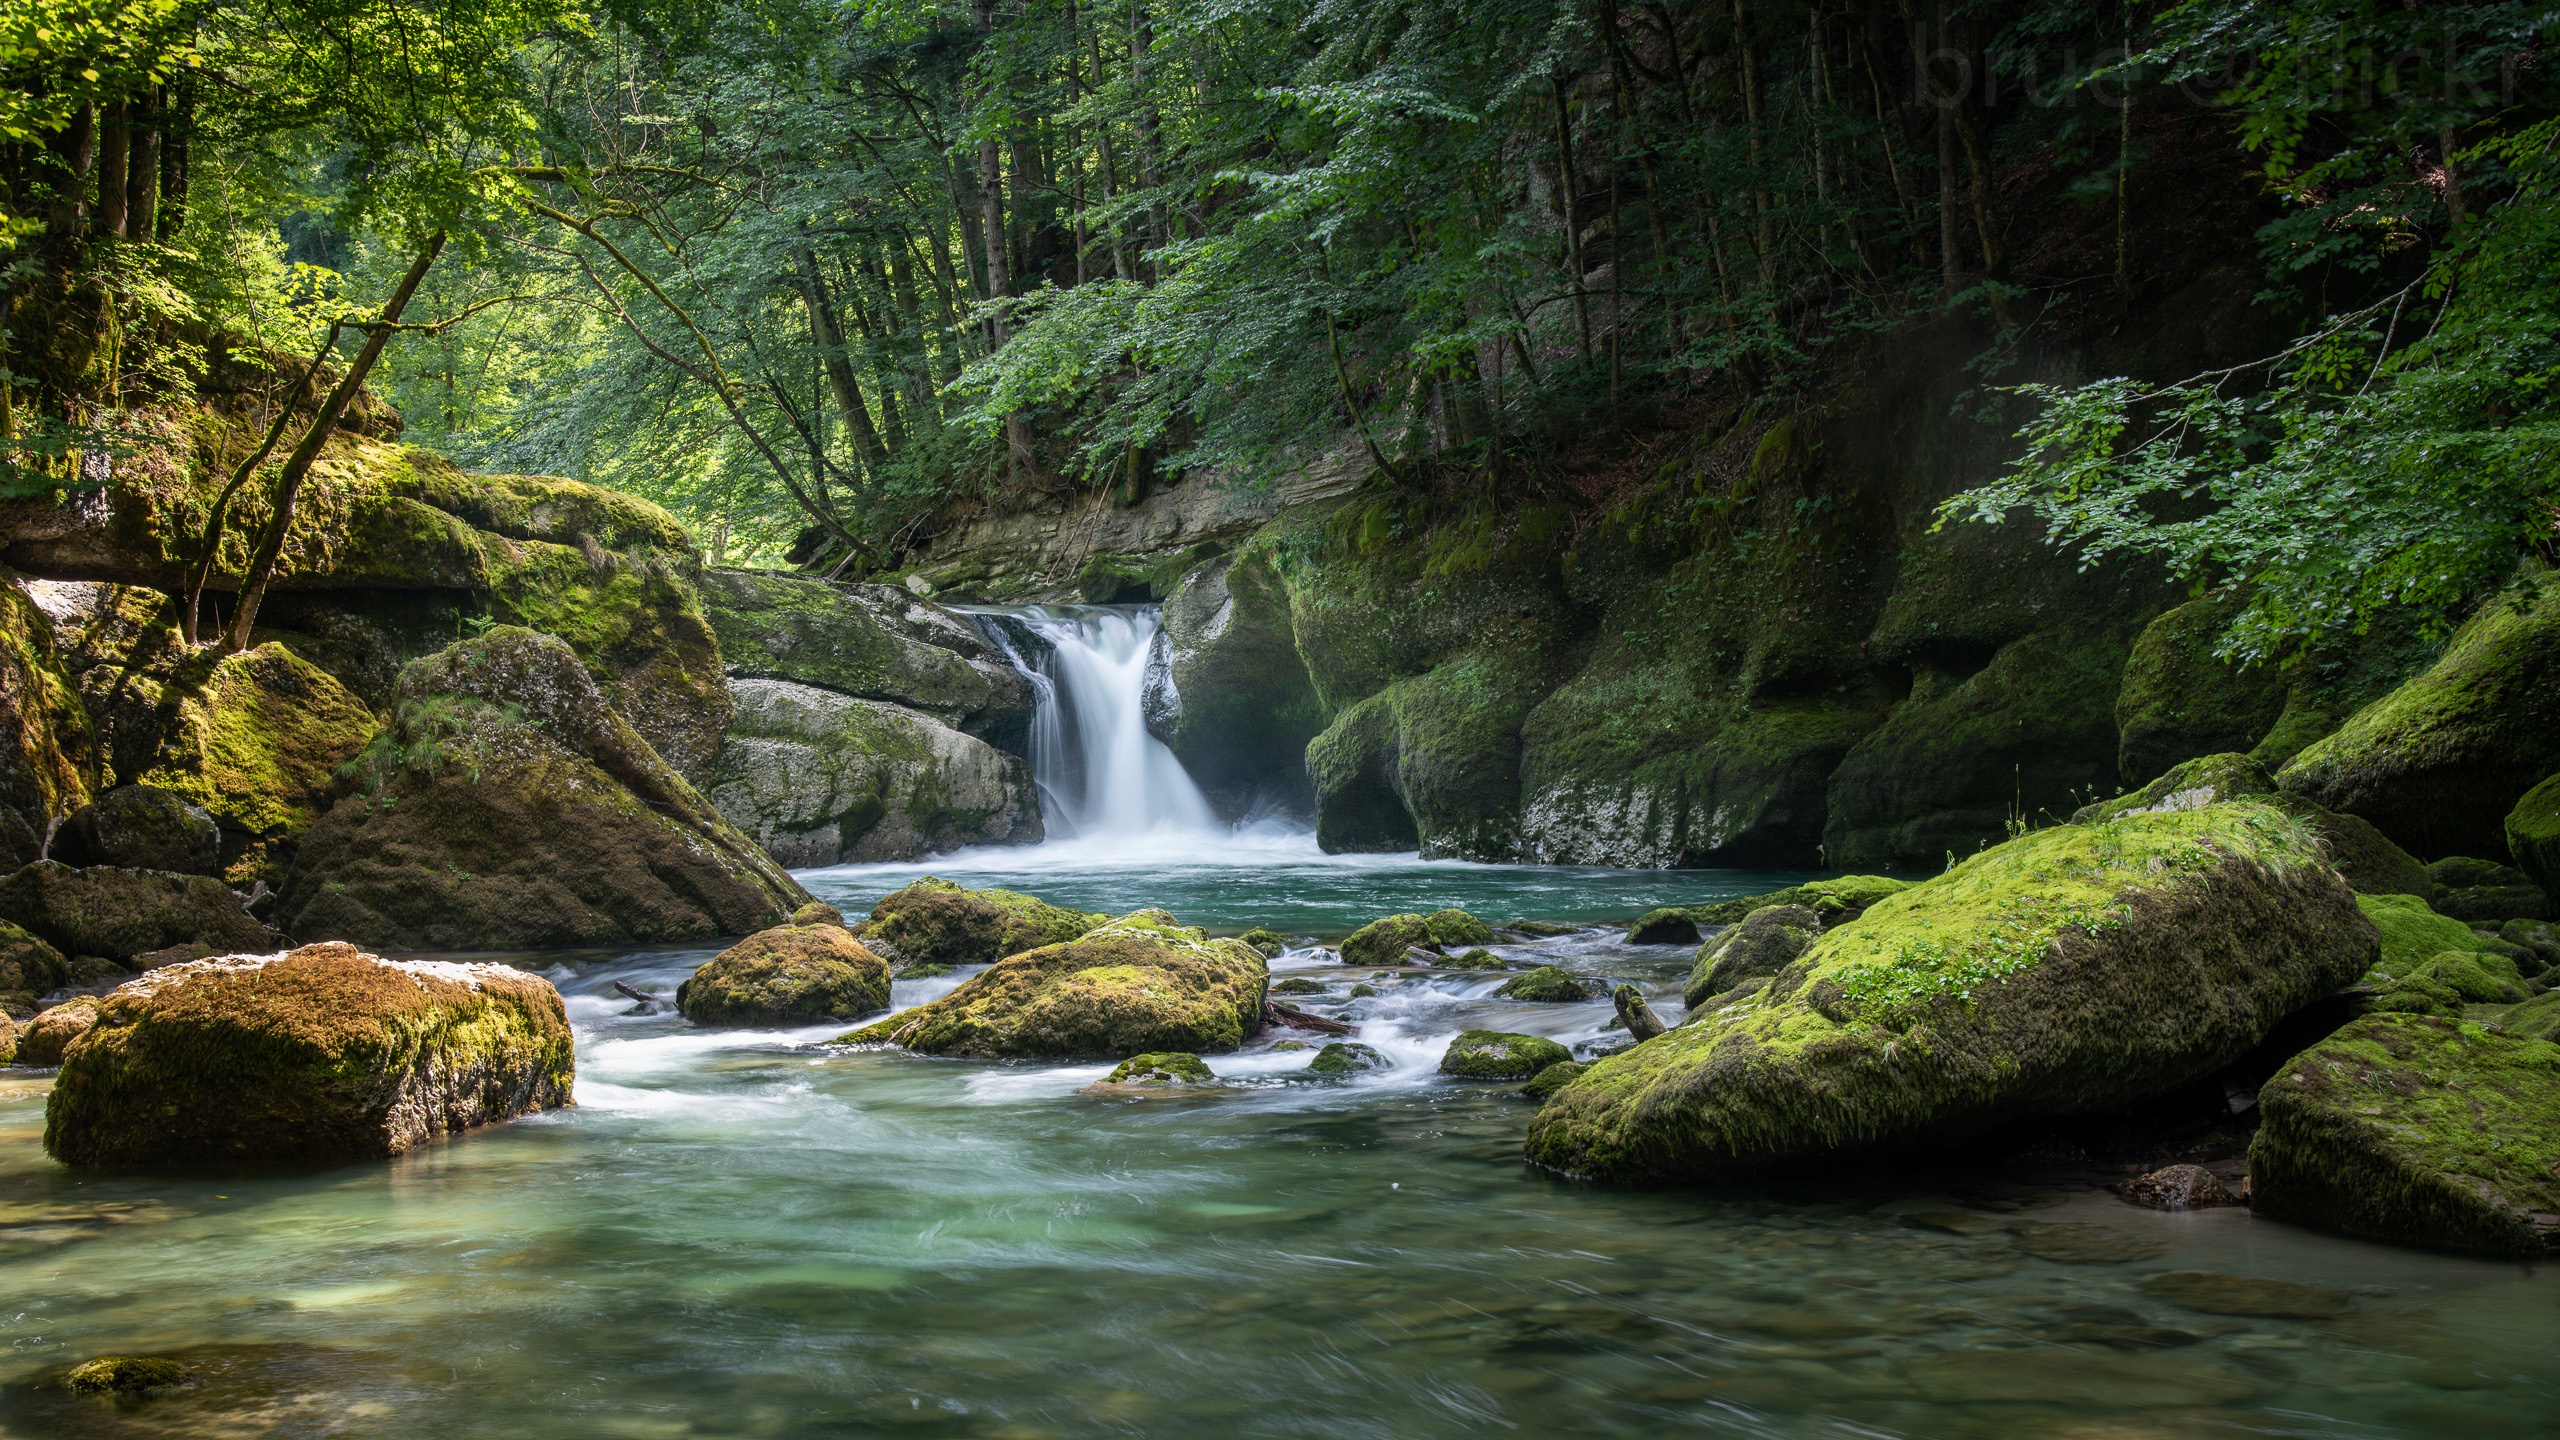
1101,1051,1215,1085
0,572,98,866
865,878,1107,969
1521,1059,1588,1100
1495,967,1590,1002
2354,894,2491,979
1339,913,1435,967
1683,904,1822,1009
1527,803,2372,1180
137,642,375,840
1308,1041,1387,1074
2507,774,2560,896
1440,1030,1572,1079
838,910,1266,1059
2249,1012,2560,1256
44,942,574,1166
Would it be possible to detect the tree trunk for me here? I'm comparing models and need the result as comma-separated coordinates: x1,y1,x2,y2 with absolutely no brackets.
224,233,446,652
127,88,160,241
96,103,128,238
797,248,885,468
48,103,96,238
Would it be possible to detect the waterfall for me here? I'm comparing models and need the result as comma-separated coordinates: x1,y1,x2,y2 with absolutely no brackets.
972,605,1220,839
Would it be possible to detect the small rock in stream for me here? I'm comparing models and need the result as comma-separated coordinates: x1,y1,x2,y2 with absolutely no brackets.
2114,1164,2241,1211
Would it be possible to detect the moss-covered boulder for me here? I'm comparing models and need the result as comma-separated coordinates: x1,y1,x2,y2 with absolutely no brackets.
1495,966,1591,1002
45,942,572,1166
1682,904,1823,1009
698,569,1033,746
1307,1040,1388,1074
1271,976,1326,995
1631,876,1911,949
2423,856,2549,923
1100,1051,1215,1085
0,571,96,866
53,786,220,876
706,678,1041,866
1528,804,2372,1180
2112,595,2291,785
2250,1012,2560,1256
2509,775,2560,898
1440,1030,1572,1079
2371,950,2529,1012
0,861,276,962
2078,753,2432,899
1236,926,1288,957
131,642,376,866
276,628,806,950
1521,1059,1589,1100
1441,947,1506,971
676,924,891,1027
0,918,66,995
863,878,1106,970
2355,893,2494,978
62,1355,191,1395
15,997,99,1066
2278,574,2560,860
839,910,1266,1059
793,901,846,928
1338,909,1491,966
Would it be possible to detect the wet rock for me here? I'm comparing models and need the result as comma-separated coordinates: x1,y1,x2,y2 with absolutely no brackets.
1682,903,1822,1009
2278,571,2560,860
863,877,1107,969
1441,947,1506,971
1159,553,1326,820
1624,909,1707,946
677,923,890,1027
1528,804,2374,1180
1338,908,1493,967
698,568,1033,743
0,861,275,962
1612,985,1666,1041
1494,966,1590,1002
1902,1346,2259,1406
1308,1041,1388,1074
1520,1059,1587,1100
1347,983,1378,998
2250,1011,2560,1256
45,942,574,1167
1440,1030,1572,1079
792,901,846,928
1101,1052,1214,1085
62,1354,189,1395
52,786,219,876
277,628,806,950
1504,920,1579,937
129,642,378,879
2424,855,2549,923
707,677,1041,865
0,919,66,994
2114,1163,2240,1210
1236,926,1287,957
1271,977,1326,995
839,910,1266,1059
1630,876,1910,947
2140,1271,2350,1319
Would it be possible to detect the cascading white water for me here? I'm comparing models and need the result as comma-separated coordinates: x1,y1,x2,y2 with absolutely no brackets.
980,606,1219,839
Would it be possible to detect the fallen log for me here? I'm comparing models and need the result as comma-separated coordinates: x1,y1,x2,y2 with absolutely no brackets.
1263,998,1354,1035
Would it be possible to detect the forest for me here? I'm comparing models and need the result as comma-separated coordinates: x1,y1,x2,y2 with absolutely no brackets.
5,0,2553,656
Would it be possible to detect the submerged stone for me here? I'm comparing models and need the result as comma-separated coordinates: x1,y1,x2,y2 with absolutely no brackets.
1440,1030,1572,1079
2139,1271,2350,1320
62,1355,189,1395
677,924,890,1027
45,942,574,1167
838,910,1266,1059
1494,966,1589,1002
1308,1041,1388,1074
1101,1052,1215,1085
1682,904,1822,1009
864,877,1107,970
2250,1011,2560,1257
1527,804,2372,1180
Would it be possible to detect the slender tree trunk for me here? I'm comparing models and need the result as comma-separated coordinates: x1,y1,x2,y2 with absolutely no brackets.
127,88,160,241
48,103,95,238
1549,77,1592,363
2115,0,2134,309
157,80,189,241
96,103,128,238
225,233,446,652
1732,0,1774,291
797,248,885,468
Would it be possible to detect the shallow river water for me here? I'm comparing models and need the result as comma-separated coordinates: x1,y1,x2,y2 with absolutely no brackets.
0,839,2553,1438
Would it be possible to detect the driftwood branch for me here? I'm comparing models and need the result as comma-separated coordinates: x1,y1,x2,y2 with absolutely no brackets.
1263,999,1354,1035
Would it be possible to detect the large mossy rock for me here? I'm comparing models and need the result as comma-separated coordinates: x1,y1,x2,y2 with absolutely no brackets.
2112,596,2290,785
44,942,573,1167
707,679,1040,866
676,923,890,1027
1159,553,1326,816
1682,904,1823,1009
132,643,375,880
0,919,68,994
2510,775,2560,899
53,786,219,876
1338,909,1492,967
2076,753,2432,899
698,568,1033,746
1526,804,2372,1180
839,909,1266,1059
2355,893,2495,978
2278,574,2560,860
277,628,806,950
2250,1012,2560,1256
0,861,276,962
1440,1030,1572,1079
0,570,96,866
863,878,1106,969
15,996,100,1066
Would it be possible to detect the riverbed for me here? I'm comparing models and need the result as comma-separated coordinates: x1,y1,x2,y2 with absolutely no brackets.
0,841,2551,1437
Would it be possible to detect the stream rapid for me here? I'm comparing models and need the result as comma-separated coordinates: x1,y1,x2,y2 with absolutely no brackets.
0,605,2551,1436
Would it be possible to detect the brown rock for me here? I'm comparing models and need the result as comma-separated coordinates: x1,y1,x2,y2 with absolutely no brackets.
2113,1163,2240,1210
